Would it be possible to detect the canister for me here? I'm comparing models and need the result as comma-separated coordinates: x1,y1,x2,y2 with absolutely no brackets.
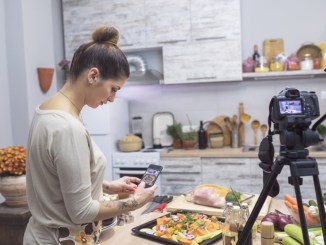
320,42,326,69
300,54,313,70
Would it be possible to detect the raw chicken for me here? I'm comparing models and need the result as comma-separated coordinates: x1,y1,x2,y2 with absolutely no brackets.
186,184,230,208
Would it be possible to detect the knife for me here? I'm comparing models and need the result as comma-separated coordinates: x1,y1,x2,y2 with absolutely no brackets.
141,195,173,215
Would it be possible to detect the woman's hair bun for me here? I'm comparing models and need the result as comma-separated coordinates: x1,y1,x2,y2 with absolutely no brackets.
92,24,119,45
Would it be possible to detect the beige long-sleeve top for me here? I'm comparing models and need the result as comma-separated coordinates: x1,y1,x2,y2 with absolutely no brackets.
24,107,106,243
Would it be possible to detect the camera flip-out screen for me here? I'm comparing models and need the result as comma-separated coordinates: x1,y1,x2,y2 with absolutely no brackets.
279,99,303,115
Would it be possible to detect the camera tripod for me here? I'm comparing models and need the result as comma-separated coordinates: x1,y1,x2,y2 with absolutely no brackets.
237,150,326,245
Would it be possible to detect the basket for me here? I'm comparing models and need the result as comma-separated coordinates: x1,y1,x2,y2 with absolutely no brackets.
209,133,224,148
118,134,142,152
118,141,142,152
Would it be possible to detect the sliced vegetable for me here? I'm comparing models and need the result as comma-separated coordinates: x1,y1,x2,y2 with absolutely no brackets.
282,236,303,245
284,224,314,244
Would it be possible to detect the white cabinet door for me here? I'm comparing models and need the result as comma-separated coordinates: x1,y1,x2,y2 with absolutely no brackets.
160,157,202,195
190,0,241,41
101,0,146,47
62,0,106,60
201,158,252,193
163,39,242,84
145,0,191,45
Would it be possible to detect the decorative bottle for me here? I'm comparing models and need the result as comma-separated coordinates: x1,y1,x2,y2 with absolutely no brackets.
252,44,260,65
238,203,253,245
222,206,240,245
198,120,207,149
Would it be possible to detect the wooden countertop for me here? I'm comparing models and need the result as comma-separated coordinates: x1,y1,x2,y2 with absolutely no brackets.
160,147,326,158
100,198,287,245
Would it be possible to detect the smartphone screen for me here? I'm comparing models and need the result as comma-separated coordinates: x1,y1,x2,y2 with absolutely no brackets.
141,164,163,188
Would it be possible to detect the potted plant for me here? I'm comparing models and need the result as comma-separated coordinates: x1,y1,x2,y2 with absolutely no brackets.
0,145,27,207
166,122,183,149
180,128,197,150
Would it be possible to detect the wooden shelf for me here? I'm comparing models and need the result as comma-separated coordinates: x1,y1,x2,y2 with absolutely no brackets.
242,69,326,81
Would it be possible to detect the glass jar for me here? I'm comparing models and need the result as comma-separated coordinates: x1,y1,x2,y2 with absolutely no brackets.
300,54,313,70
320,42,326,69
270,58,284,71
254,56,269,72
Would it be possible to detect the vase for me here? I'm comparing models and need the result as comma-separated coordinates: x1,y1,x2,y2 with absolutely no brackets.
0,175,27,207
37,67,54,93
172,139,183,149
183,140,196,150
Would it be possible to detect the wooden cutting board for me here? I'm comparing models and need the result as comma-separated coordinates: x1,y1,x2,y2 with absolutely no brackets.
263,38,284,64
207,115,231,146
167,194,272,220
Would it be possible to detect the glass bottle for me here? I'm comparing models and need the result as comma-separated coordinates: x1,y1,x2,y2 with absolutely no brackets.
222,202,233,218
198,120,207,149
223,206,240,245
252,44,260,65
238,203,253,245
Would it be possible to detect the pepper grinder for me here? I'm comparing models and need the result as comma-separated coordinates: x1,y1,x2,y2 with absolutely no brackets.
261,221,274,245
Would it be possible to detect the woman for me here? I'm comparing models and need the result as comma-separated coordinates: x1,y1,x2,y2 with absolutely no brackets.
23,25,157,244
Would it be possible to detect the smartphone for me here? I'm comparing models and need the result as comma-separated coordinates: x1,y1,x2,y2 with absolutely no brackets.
141,164,163,188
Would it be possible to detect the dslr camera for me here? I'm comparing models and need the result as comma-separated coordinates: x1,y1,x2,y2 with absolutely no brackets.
270,88,321,150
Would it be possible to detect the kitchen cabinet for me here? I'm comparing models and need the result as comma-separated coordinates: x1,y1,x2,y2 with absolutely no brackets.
144,0,191,45
62,0,242,84
62,0,106,60
190,0,241,41
201,158,252,193
62,0,146,56
160,157,202,195
162,0,242,84
100,0,146,47
163,39,242,84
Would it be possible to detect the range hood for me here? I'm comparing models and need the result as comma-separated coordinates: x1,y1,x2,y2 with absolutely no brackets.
124,47,164,85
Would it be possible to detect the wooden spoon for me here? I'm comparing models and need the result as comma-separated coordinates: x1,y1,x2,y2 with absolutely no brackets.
261,124,268,138
224,117,233,132
251,120,260,145
240,113,251,123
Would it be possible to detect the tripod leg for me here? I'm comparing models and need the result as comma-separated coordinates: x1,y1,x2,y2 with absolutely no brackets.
291,174,311,245
313,175,326,243
237,162,284,245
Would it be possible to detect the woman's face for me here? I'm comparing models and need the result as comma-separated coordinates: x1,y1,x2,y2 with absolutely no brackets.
86,77,126,108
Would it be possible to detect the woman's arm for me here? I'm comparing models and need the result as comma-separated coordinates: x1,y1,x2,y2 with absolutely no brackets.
95,182,156,221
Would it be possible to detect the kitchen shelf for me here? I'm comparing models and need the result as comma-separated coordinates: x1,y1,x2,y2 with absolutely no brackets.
242,69,326,81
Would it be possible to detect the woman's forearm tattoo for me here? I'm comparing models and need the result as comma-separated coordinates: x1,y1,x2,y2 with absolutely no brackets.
103,197,138,210
119,197,138,210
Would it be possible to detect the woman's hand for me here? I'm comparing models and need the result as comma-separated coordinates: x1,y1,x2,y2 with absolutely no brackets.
103,176,140,194
132,182,157,208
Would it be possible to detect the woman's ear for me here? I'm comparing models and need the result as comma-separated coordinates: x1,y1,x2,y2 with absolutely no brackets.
88,67,99,84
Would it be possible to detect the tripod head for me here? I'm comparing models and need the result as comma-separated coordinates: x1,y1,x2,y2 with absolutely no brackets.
268,87,323,158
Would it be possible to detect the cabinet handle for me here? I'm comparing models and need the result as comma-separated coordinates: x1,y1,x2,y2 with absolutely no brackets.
164,165,195,168
120,44,134,47
195,36,226,41
214,162,245,165
158,39,187,44
165,178,196,182
186,76,217,80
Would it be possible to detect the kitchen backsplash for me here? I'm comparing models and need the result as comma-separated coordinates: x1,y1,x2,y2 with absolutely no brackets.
118,78,326,147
